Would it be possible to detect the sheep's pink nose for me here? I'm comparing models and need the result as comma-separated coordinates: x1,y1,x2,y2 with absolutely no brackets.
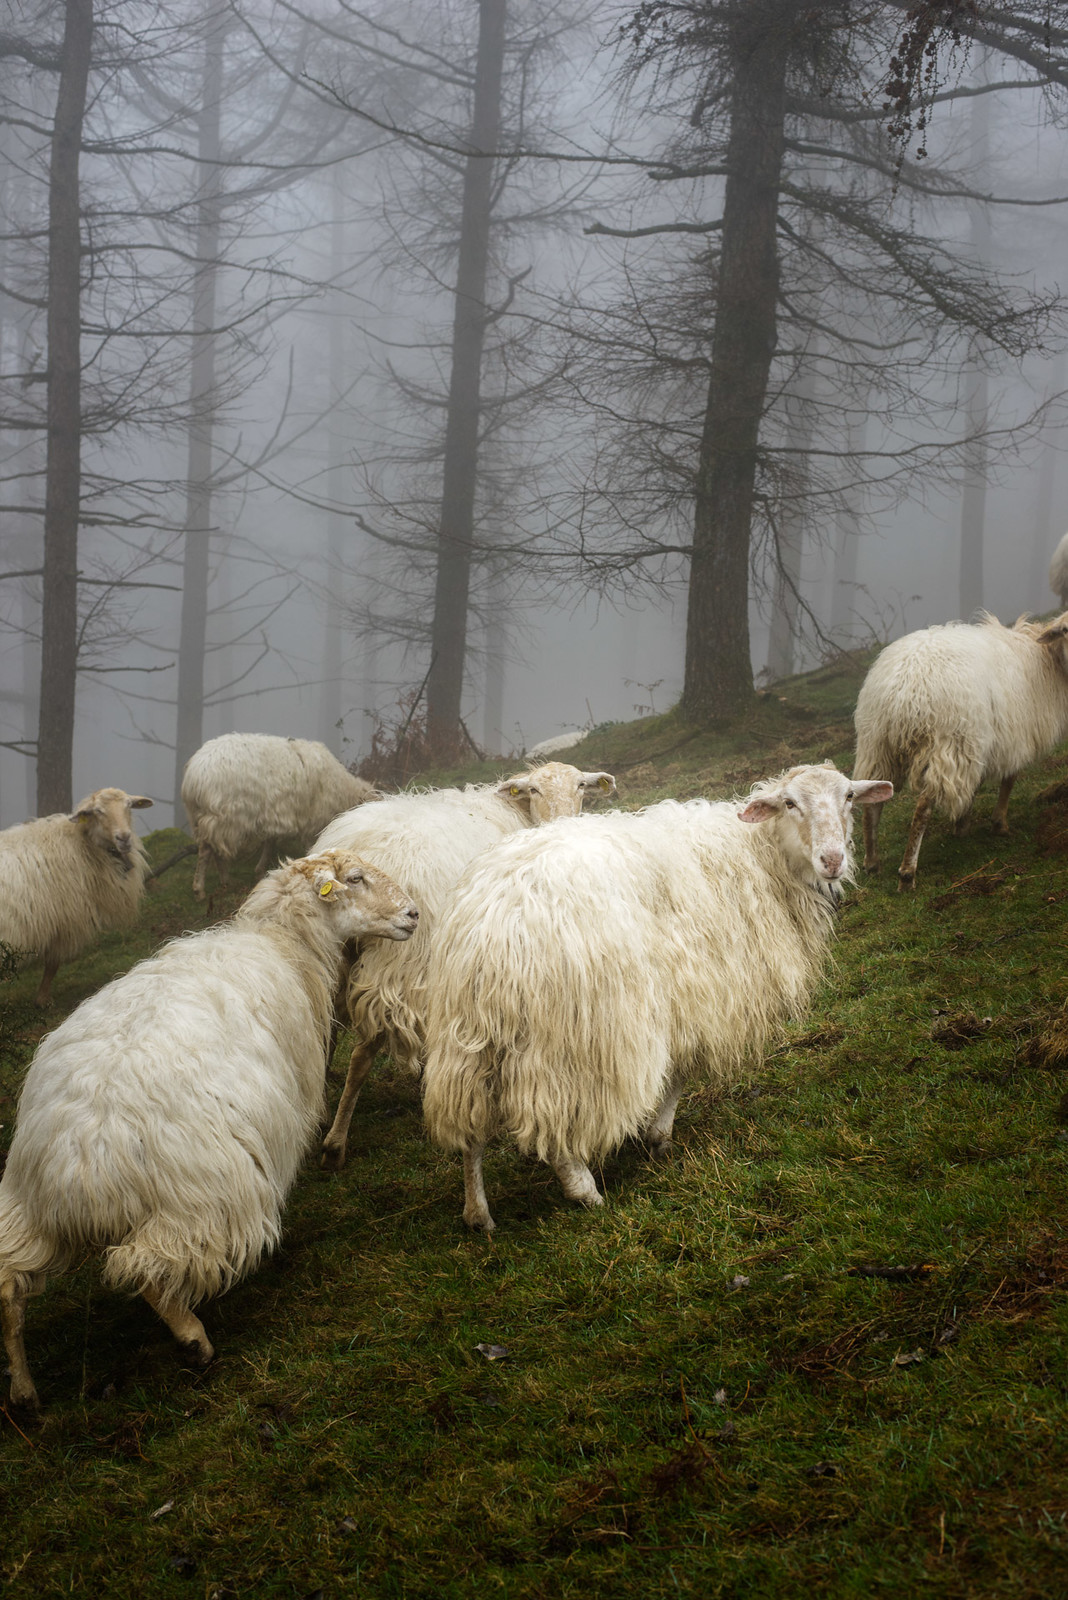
404,906,419,925
115,832,132,852
821,848,844,878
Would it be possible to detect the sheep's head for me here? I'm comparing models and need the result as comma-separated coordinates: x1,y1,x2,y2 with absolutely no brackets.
72,787,153,868
302,849,419,944
738,762,893,890
497,762,617,824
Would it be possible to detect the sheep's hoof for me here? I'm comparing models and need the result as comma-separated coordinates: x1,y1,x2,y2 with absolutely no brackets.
991,818,1010,836
579,1191,605,1209
181,1336,214,1370
647,1137,674,1162
8,1382,41,1413
463,1208,496,1233
320,1142,346,1173
863,859,880,875
897,871,916,893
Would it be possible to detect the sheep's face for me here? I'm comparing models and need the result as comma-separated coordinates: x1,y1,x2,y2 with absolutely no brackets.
738,763,893,888
306,849,420,943
498,762,617,824
72,787,153,869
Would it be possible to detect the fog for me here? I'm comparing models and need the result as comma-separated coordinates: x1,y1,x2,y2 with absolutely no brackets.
3,1,1068,829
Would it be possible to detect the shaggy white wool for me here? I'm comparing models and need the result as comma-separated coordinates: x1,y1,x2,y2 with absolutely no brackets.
854,613,1068,821
182,732,380,896
0,848,418,1406
312,761,616,1170
0,787,153,1003
421,763,888,1226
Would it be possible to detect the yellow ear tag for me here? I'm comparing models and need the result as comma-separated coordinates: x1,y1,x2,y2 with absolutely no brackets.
319,881,334,898
509,785,520,796
598,776,611,791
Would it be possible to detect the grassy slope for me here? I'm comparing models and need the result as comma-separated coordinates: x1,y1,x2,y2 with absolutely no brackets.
2,657,1068,1598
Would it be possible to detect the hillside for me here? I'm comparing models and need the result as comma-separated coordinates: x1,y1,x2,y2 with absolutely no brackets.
2,653,1068,1599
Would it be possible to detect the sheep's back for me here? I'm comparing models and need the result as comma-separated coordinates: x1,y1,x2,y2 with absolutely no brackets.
424,802,829,1160
317,789,526,1061
2,927,324,1271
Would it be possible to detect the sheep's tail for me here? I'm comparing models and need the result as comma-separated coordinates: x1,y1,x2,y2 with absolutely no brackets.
0,1191,63,1297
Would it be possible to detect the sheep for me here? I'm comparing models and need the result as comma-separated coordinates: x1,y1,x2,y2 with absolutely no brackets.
1050,533,1068,609
421,762,892,1231
0,787,154,1006
313,761,618,1172
853,611,1068,889
182,732,381,899
526,728,589,760
0,848,419,1409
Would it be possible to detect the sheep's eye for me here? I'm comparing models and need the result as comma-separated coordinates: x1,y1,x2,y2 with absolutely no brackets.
784,798,797,810
346,871,364,885
529,787,540,796
846,790,855,801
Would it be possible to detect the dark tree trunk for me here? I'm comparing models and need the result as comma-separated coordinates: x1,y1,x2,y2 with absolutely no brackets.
958,85,990,622
173,8,226,820
765,356,816,680
425,0,505,761
681,0,793,725
36,0,92,814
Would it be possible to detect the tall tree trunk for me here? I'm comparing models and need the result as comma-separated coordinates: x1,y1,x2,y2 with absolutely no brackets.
766,354,817,680
958,83,990,621
319,170,347,753
681,0,793,725
36,0,92,814
830,406,869,637
425,0,505,760
1025,351,1065,614
173,7,226,820
482,553,508,754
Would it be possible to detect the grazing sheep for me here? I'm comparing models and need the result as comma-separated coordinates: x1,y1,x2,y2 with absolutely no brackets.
853,612,1068,889
421,762,891,1231
182,732,381,899
313,761,617,1171
1050,533,1068,609
0,787,153,1006
526,728,588,760
0,848,419,1409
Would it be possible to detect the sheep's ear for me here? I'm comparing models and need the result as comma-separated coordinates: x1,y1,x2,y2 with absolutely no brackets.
312,867,340,900
849,779,893,805
498,776,532,799
128,795,153,809
1038,621,1068,645
738,797,779,824
581,771,616,795
71,802,101,822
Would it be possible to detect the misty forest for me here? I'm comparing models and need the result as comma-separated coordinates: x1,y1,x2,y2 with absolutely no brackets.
5,3,1068,1597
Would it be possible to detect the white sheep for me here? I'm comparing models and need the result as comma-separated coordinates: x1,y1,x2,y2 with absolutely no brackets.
853,611,1068,889
313,761,617,1171
0,787,154,1006
0,848,418,1408
421,762,892,1231
182,732,381,899
1050,533,1068,609
525,728,589,760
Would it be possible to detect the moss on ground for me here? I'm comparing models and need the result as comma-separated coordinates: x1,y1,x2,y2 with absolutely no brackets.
3,661,1068,1596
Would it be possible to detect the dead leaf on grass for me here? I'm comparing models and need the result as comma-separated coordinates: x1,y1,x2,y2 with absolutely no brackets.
149,1500,174,1521
729,1274,751,1290
475,1342,509,1361
892,1348,925,1368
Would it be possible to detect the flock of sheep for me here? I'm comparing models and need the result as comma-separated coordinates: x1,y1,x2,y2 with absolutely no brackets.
4,576,1068,1409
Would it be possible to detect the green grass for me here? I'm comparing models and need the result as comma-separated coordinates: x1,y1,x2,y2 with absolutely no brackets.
3,668,1068,1597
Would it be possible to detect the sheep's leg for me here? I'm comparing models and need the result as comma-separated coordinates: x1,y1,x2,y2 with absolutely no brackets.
552,1157,604,1209
897,793,933,892
320,1034,384,1171
992,774,1016,835
953,805,973,836
1,1280,39,1410
862,803,883,873
646,1083,684,1159
462,1144,495,1233
192,841,221,901
254,840,275,877
140,1284,214,1368
34,960,58,1008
